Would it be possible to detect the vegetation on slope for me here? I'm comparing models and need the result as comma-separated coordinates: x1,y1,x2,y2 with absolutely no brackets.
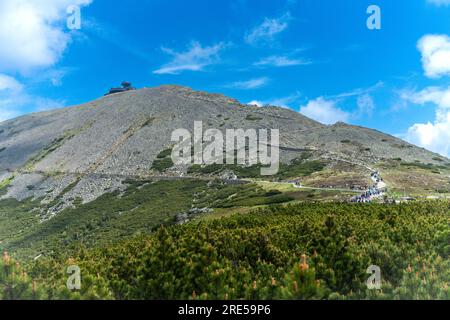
151,148,174,172
188,154,326,180
0,175,14,196
1,201,448,300
377,159,450,196
0,179,296,260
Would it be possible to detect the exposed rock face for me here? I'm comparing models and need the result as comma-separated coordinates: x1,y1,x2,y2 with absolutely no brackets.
0,85,446,215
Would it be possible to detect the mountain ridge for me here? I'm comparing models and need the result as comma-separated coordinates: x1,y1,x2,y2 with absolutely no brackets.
0,85,448,215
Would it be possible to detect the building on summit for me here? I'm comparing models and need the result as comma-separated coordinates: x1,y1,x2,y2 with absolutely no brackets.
105,81,136,96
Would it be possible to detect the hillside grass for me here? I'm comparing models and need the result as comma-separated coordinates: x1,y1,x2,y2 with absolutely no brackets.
10,201,449,300
377,160,450,196
151,148,174,172
1,179,296,260
188,157,326,180
1,176,448,300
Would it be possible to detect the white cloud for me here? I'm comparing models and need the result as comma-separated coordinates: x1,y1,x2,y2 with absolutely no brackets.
0,74,24,121
333,81,384,99
356,94,375,117
268,94,302,108
254,55,310,67
225,77,270,90
153,41,226,75
298,84,381,124
407,119,450,157
400,86,450,112
247,92,302,109
0,0,92,74
299,97,350,125
247,100,263,107
41,68,73,87
245,13,291,45
0,0,91,122
427,0,450,6
417,34,450,78
0,74,23,92
391,88,412,112
0,73,64,122
403,86,450,157
0,92,64,122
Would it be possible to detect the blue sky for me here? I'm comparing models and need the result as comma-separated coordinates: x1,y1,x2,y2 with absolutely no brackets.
0,0,450,156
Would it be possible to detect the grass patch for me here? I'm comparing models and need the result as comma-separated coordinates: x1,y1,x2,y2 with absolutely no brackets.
0,197,42,253
276,160,326,179
0,175,14,189
0,175,14,196
401,162,435,170
151,148,174,172
195,181,294,208
245,114,263,121
189,153,324,180
4,179,208,258
156,148,172,159
2,179,296,259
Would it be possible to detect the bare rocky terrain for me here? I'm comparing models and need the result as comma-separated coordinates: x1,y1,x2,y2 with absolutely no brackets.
0,85,448,218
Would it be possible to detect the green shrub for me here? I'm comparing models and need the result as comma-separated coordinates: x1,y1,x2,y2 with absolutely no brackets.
276,160,326,179
156,149,173,159
151,157,174,172
0,252,46,300
18,201,449,300
152,148,175,172
245,115,263,121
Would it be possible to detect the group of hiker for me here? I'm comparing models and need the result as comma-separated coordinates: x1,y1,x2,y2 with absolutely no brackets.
351,171,386,203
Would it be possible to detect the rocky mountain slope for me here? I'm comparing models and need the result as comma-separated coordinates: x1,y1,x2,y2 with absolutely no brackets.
0,85,448,217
